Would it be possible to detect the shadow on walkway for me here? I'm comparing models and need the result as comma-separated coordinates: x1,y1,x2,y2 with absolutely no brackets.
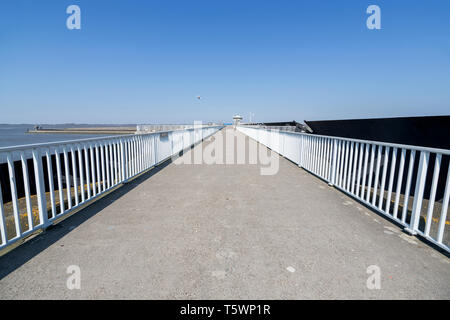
0,157,174,280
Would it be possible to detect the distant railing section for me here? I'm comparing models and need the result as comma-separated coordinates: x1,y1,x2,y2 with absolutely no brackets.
242,124,306,133
237,126,450,253
136,123,222,134
0,126,223,250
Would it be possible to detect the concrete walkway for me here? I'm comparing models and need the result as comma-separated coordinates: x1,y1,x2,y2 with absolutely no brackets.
0,128,449,299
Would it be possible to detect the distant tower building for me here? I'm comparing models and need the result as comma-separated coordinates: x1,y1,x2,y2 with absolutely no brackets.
233,114,243,126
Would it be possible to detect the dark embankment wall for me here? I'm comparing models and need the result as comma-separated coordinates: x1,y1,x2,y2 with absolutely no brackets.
305,115,450,150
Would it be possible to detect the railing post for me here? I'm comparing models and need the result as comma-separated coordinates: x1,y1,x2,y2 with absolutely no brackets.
32,148,49,228
405,151,429,235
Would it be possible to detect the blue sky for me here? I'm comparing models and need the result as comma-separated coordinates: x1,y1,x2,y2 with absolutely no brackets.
0,0,449,124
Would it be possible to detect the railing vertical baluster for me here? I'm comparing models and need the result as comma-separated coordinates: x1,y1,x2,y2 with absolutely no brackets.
84,146,91,200
360,143,370,201
138,136,142,173
330,139,337,185
337,141,343,186
148,136,151,168
393,149,406,219
32,148,49,227
313,137,318,174
111,142,115,185
105,143,111,188
385,147,397,214
106,142,111,185
101,143,106,191
328,139,333,180
20,152,33,230
147,134,154,168
343,141,349,190
120,140,125,181
307,136,312,171
95,144,101,194
401,150,416,223
346,142,354,191
141,136,145,171
78,145,85,203
351,143,359,194
407,151,429,234
133,137,139,175
90,144,97,196
378,146,390,210
310,137,315,173
316,137,321,174
0,180,7,245
127,139,132,178
324,138,329,180
319,138,324,177
355,143,364,197
338,141,345,187
116,140,121,180
109,142,114,183
124,139,129,179
364,144,374,202
55,149,65,212
131,138,135,175
115,141,120,182
115,140,119,182
303,136,308,169
7,153,21,237
436,162,450,243
71,146,79,206
424,154,441,236
145,136,149,169
299,135,304,168
153,135,157,167
129,138,133,175
63,147,72,209
45,150,56,218
321,138,327,178
135,137,139,173
325,138,330,179
121,140,126,179
141,136,146,170
372,146,382,207
314,137,319,174
321,137,326,178
147,136,151,168
305,136,312,170
334,140,341,186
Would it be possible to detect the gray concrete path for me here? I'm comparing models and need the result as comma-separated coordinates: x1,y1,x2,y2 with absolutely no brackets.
0,128,449,299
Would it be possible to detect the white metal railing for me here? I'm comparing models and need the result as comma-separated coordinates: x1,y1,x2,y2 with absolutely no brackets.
0,126,223,250
238,126,450,253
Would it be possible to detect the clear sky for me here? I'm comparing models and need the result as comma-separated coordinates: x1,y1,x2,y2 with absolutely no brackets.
0,0,449,124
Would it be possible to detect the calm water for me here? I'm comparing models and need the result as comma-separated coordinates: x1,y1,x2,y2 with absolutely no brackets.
0,124,132,148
